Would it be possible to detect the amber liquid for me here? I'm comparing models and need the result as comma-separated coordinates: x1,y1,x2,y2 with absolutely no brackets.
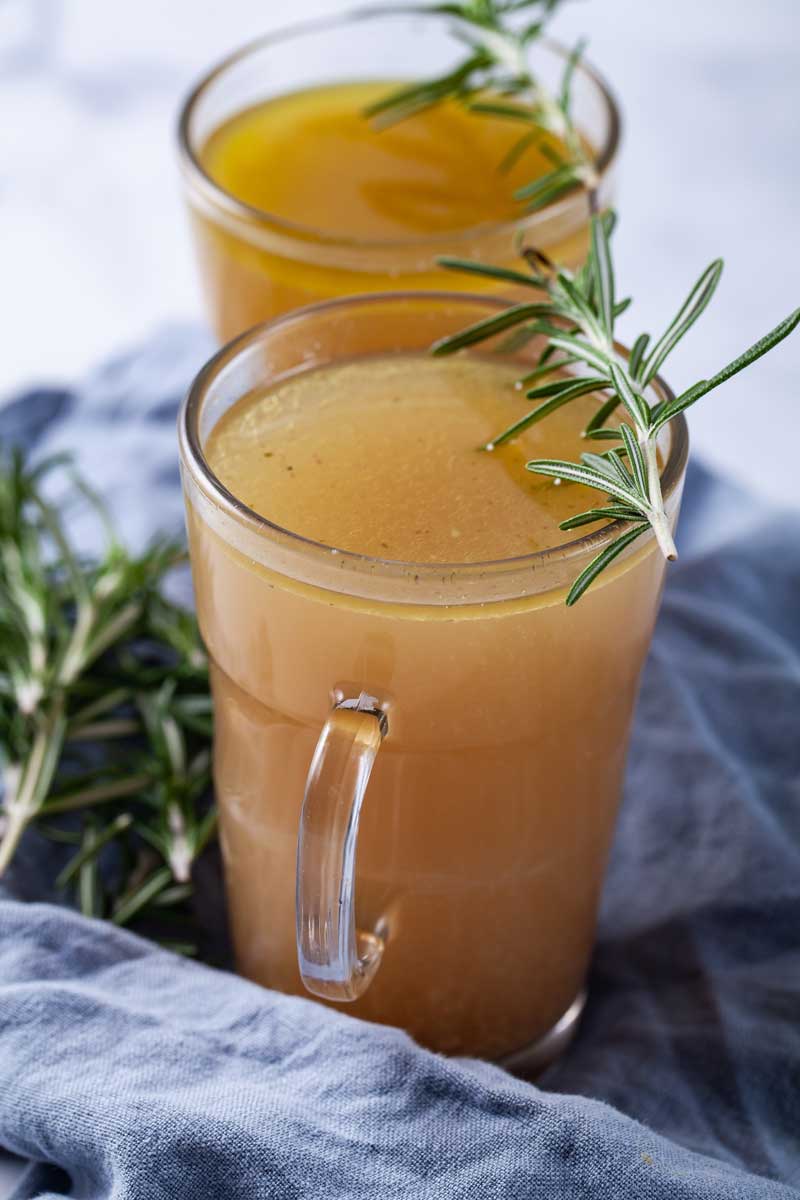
191,82,591,340
187,354,670,1060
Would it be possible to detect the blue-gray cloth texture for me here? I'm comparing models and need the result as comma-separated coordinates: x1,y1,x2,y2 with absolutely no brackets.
0,329,798,1199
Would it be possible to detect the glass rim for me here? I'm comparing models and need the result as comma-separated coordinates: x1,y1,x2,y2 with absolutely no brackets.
176,7,622,252
179,290,689,583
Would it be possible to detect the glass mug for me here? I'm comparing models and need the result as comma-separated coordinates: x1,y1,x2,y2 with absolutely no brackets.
179,293,687,1066
177,9,620,343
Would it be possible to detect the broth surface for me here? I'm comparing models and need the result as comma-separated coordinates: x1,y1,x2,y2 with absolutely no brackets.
202,81,567,240
206,354,607,562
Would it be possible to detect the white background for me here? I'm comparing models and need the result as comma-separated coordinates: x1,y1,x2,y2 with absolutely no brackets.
1,0,798,508
0,0,798,1188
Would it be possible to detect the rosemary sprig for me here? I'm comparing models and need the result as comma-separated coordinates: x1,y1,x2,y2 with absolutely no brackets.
433,211,800,603
0,448,215,948
365,0,599,211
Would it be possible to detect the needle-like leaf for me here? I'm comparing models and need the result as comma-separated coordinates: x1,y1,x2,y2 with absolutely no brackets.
0,450,214,948
436,209,799,601
640,260,724,386
652,307,800,432
437,257,548,290
526,458,645,509
618,424,648,496
559,504,645,530
365,1,597,214
587,448,635,493
590,214,615,338
431,305,559,354
628,332,651,381
565,524,649,606
487,377,608,447
608,362,649,430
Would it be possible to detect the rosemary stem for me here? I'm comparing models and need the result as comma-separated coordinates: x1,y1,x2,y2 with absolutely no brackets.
167,803,193,883
0,450,213,922
368,3,591,217
41,774,152,814
0,809,28,877
0,697,66,877
58,600,94,687
67,718,140,742
643,436,677,561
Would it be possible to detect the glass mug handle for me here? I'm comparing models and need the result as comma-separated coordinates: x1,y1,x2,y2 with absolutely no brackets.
296,692,388,1001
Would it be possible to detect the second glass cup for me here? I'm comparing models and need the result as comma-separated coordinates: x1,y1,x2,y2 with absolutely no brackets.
179,291,687,1067
178,8,620,342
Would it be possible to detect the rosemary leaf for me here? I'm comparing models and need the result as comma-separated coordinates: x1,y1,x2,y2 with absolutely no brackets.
559,505,644,531
0,450,214,940
365,0,597,213
618,424,648,496
566,524,650,606
56,812,133,890
526,458,644,509
652,307,800,432
431,303,556,353
435,208,799,601
112,865,173,927
485,376,609,449
639,259,724,387
437,257,548,289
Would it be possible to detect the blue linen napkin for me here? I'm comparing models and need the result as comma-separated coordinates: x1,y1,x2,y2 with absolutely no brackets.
0,330,798,1199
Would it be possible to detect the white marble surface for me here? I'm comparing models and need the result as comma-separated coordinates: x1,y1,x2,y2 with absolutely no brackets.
1,0,800,506
2,0,799,505
0,1,798,1191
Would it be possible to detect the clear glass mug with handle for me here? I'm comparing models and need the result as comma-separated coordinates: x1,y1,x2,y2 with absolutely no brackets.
178,292,687,1068
177,7,620,343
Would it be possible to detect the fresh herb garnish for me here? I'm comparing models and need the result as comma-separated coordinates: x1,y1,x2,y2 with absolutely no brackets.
365,0,598,212
433,211,800,603
0,449,215,949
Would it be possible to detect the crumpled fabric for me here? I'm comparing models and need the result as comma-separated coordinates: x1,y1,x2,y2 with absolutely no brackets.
0,330,797,1199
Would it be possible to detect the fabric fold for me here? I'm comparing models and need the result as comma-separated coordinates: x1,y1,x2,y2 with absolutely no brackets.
0,332,797,1198
1,901,794,1199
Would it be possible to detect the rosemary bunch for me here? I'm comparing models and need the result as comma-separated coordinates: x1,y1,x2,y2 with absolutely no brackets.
0,448,215,950
433,211,800,603
365,0,598,211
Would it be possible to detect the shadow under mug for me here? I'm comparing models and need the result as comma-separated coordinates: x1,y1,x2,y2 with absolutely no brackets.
178,291,687,1066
